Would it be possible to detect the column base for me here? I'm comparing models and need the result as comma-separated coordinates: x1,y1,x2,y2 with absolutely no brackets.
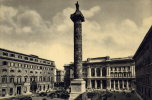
69,79,86,100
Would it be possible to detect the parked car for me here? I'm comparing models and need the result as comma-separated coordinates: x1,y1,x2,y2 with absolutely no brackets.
39,92,47,97
126,93,131,97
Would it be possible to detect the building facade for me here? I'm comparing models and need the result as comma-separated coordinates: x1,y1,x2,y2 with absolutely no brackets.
133,26,152,100
64,56,135,91
54,69,65,88
0,48,56,98
56,69,64,83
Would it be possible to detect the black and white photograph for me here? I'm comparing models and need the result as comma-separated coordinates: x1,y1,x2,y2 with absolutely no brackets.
0,0,152,100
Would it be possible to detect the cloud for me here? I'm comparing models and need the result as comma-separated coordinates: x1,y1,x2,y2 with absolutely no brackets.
82,6,101,18
0,4,152,70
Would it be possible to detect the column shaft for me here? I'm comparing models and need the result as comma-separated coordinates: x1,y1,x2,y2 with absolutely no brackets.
114,80,115,90
95,68,97,77
118,80,120,90
73,21,83,79
95,80,97,89
100,68,102,77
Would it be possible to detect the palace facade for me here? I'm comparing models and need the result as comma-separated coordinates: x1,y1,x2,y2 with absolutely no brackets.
0,48,56,98
133,26,152,100
64,56,135,91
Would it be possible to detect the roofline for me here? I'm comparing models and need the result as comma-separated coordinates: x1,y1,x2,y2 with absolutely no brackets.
0,48,54,62
64,56,134,67
133,25,152,59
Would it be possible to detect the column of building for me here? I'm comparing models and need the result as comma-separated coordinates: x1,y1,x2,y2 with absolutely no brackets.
118,80,120,90
87,66,91,89
100,67,102,89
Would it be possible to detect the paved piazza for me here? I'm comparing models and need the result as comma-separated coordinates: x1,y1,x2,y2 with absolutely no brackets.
32,97,64,100
106,92,140,100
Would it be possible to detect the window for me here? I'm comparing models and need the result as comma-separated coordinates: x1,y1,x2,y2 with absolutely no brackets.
2,89,6,97
24,77,27,82
18,55,22,59
10,54,15,57
18,70,21,73
3,52,8,56
2,69,7,72
43,85,45,90
2,61,8,65
43,61,46,63
111,67,113,71
102,67,107,77
2,76,7,83
115,67,117,71
96,68,101,76
91,68,95,76
10,69,15,72
30,58,33,61
10,88,13,95
30,71,33,73
10,77,14,83
24,57,28,60
35,59,38,62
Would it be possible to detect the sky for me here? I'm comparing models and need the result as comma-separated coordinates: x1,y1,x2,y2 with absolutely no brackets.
0,0,152,70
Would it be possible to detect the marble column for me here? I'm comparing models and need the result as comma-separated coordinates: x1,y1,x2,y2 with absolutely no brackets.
118,80,120,90
87,66,91,78
95,80,97,89
95,68,97,77
109,80,111,89
100,67,102,77
114,80,115,90
87,79,91,88
127,80,129,90
106,67,109,77
122,80,124,89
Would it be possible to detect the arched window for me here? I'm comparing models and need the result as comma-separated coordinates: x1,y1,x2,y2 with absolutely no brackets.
2,69,7,72
102,67,107,77
91,68,95,77
30,71,33,73
10,69,15,72
18,70,21,73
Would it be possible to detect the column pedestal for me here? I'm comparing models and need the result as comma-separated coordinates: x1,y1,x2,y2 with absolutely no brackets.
69,79,86,100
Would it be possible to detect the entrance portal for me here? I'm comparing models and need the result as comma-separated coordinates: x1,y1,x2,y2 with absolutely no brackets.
17,86,21,95
102,80,107,89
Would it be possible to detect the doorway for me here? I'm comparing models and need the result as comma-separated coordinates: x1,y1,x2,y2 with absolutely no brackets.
102,80,107,89
17,86,21,95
